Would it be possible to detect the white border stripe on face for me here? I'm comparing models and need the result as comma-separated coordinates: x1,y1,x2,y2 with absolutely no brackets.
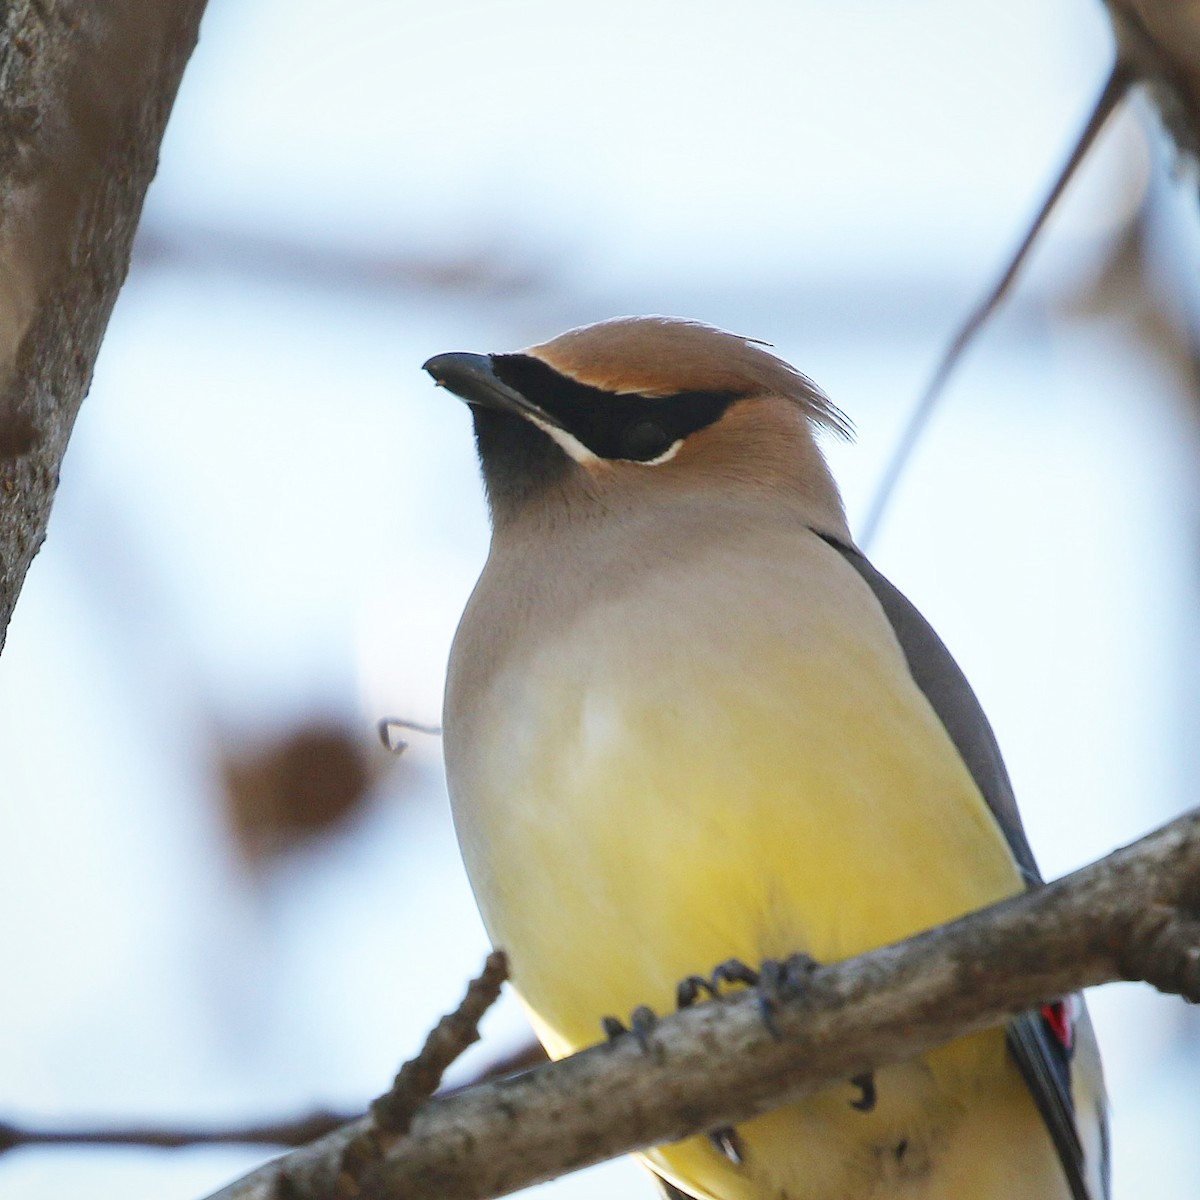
640,439,683,466
528,413,682,467
524,413,600,465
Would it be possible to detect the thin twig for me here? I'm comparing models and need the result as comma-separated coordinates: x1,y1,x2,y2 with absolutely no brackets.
376,717,443,754
0,1113,350,1155
322,952,508,1199
0,1040,545,1157
859,62,1134,550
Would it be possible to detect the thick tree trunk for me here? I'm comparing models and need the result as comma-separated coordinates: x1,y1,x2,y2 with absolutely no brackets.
0,0,208,651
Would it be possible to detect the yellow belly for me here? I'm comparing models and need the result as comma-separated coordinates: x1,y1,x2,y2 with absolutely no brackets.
445,542,1057,1198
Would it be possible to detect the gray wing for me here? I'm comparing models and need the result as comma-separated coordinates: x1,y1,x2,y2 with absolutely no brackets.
820,535,1039,885
821,534,1109,1200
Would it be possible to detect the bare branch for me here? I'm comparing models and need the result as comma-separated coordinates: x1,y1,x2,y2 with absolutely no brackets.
325,951,508,1200
859,63,1132,549
202,807,1200,1200
0,1041,548,1157
0,1113,351,1155
0,0,208,651
1105,1,1200,164
863,2,1200,551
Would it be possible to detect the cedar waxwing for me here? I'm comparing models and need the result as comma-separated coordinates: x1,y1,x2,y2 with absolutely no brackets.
425,317,1110,1200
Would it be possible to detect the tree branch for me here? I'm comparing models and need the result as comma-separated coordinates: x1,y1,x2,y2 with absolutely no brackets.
0,1042,550,1158
1104,1,1200,165
201,806,1200,1200
330,951,508,1199
0,1112,352,1156
862,1,1200,551
858,63,1132,549
0,0,208,651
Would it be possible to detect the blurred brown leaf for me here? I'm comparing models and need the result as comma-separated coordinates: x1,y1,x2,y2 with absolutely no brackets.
221,722,378,861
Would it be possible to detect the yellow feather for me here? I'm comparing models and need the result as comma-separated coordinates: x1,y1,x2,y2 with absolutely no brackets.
446,529,1058,1199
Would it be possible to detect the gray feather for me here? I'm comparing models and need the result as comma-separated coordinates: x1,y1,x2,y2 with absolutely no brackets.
821,534,1108,1200
819,536,1039,886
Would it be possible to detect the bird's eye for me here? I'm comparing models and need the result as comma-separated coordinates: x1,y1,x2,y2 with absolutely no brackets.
619,419,672,461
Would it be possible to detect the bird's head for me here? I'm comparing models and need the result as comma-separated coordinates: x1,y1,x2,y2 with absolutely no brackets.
424,316,852,537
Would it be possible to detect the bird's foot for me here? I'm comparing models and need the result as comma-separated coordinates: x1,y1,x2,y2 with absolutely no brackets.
675,957,763,1009
674,974,717,1009
755,953,819,1041
603,995,744,1164
601,1004,659,1054
849,1071,877,1112
744,956,868,1111
676,958,788,1168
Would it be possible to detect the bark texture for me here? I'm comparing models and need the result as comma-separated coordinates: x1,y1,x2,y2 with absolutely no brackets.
0,0,208,650
1106,0,1200,160
205,807,1200,1200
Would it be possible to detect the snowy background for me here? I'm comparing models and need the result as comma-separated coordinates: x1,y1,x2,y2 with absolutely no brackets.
2,0,1199,1196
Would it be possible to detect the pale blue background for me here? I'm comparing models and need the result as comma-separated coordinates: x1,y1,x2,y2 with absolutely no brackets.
1,1,1197,1197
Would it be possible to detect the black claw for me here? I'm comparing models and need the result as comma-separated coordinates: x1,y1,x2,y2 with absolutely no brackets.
781,952,820,986
669,953,821,1049
849,1072,877,1112
753,959,785,1040
676,975,715,1009
757,958,785,989
601,1015,627,1043
708,1126,746,1165
712,958,761,989
756,996,784,1041
629,1004,659,1052
755,953,820,1041
601,1006,659,1054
